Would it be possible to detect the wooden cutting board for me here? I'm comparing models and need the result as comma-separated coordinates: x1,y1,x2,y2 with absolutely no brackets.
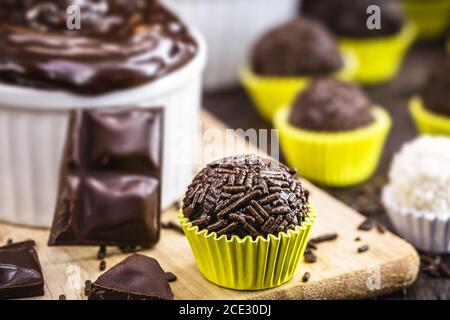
0,111,419,300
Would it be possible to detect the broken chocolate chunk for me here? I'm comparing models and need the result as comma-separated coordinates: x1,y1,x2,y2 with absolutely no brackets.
88,254,173,300
0,240,44,299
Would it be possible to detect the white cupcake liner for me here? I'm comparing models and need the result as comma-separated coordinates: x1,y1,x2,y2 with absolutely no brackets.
163,0,298,90
0,28,206,227
382,185,450,253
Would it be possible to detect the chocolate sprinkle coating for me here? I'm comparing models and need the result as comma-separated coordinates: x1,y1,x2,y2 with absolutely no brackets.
182,155,310,239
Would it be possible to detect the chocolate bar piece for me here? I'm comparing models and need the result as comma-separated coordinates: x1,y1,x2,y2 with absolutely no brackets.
48,108,163,248
88,254,174,300
0,241,44,299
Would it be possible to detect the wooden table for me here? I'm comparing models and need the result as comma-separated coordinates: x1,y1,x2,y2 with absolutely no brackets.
203,43,450,300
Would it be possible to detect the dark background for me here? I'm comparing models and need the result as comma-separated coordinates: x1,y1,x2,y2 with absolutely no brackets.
204,43,450,300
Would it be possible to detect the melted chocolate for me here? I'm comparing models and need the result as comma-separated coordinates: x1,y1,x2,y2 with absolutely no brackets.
0,0,197,94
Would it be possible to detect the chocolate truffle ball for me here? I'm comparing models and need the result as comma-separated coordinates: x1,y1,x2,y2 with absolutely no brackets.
422,56,450,117
182,155,310,239
301,0,405,38
252,18,343,77
289,78,374,131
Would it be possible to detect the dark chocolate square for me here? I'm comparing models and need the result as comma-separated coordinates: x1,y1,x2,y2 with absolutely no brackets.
0,241,44,299
88,254,173,300
48,108,163,248
85,109,162,174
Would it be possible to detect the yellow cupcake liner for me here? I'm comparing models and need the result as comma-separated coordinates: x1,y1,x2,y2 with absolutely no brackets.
239,49,358,122
339,23,416,84
274,107,391,187
178,206,316,291
403,0,450,40
409,97,450,136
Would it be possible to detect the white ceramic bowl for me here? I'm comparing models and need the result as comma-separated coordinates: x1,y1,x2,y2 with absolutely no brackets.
163,0,298,90
0,28,207,227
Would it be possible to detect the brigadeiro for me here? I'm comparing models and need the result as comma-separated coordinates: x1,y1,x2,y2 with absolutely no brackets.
274,78,391,186
288,78,374,131
252,17,344,77
421,56,450,117
301,0,405,38
182,155,310,238
179,155,316,290
409,55,450,136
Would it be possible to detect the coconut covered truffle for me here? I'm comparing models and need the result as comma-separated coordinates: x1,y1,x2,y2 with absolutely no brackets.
301,0,405,38
182,155,310,238
386,136,450,214
421,56,450,117
288,78,374,131
251,18,343,77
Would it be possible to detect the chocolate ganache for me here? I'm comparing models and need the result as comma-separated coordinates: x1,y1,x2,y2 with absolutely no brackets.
0,0,198,94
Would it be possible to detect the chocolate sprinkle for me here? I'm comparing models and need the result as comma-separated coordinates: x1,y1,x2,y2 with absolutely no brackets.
302,272,311,283
162,221,184,235
357,244,369,253
420,254,450,278
59,294,66,300
6,239,13,245
182,155,310,239
97,246,107,260
84,280,92,296
304,249,317,263
309,233,338,244
99,260,106,271
358,219,374,231
165,272,177,282
376,223,387,234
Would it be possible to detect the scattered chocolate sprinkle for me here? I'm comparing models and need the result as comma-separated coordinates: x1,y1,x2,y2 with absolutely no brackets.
376,223,387,234
304,249,317,263
97,246,106,260
358,219,374,231
99,260,106,271
162,221,184,235
165,272,177,282
6,238,13,245
182,155,310,239
59,294,66,300
420,254,450,278
355,236,361,242
302,272,311,283
309,233,338,244
357,244,369,253
350,177,386,217
84,280,92,296
306,242,317,250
